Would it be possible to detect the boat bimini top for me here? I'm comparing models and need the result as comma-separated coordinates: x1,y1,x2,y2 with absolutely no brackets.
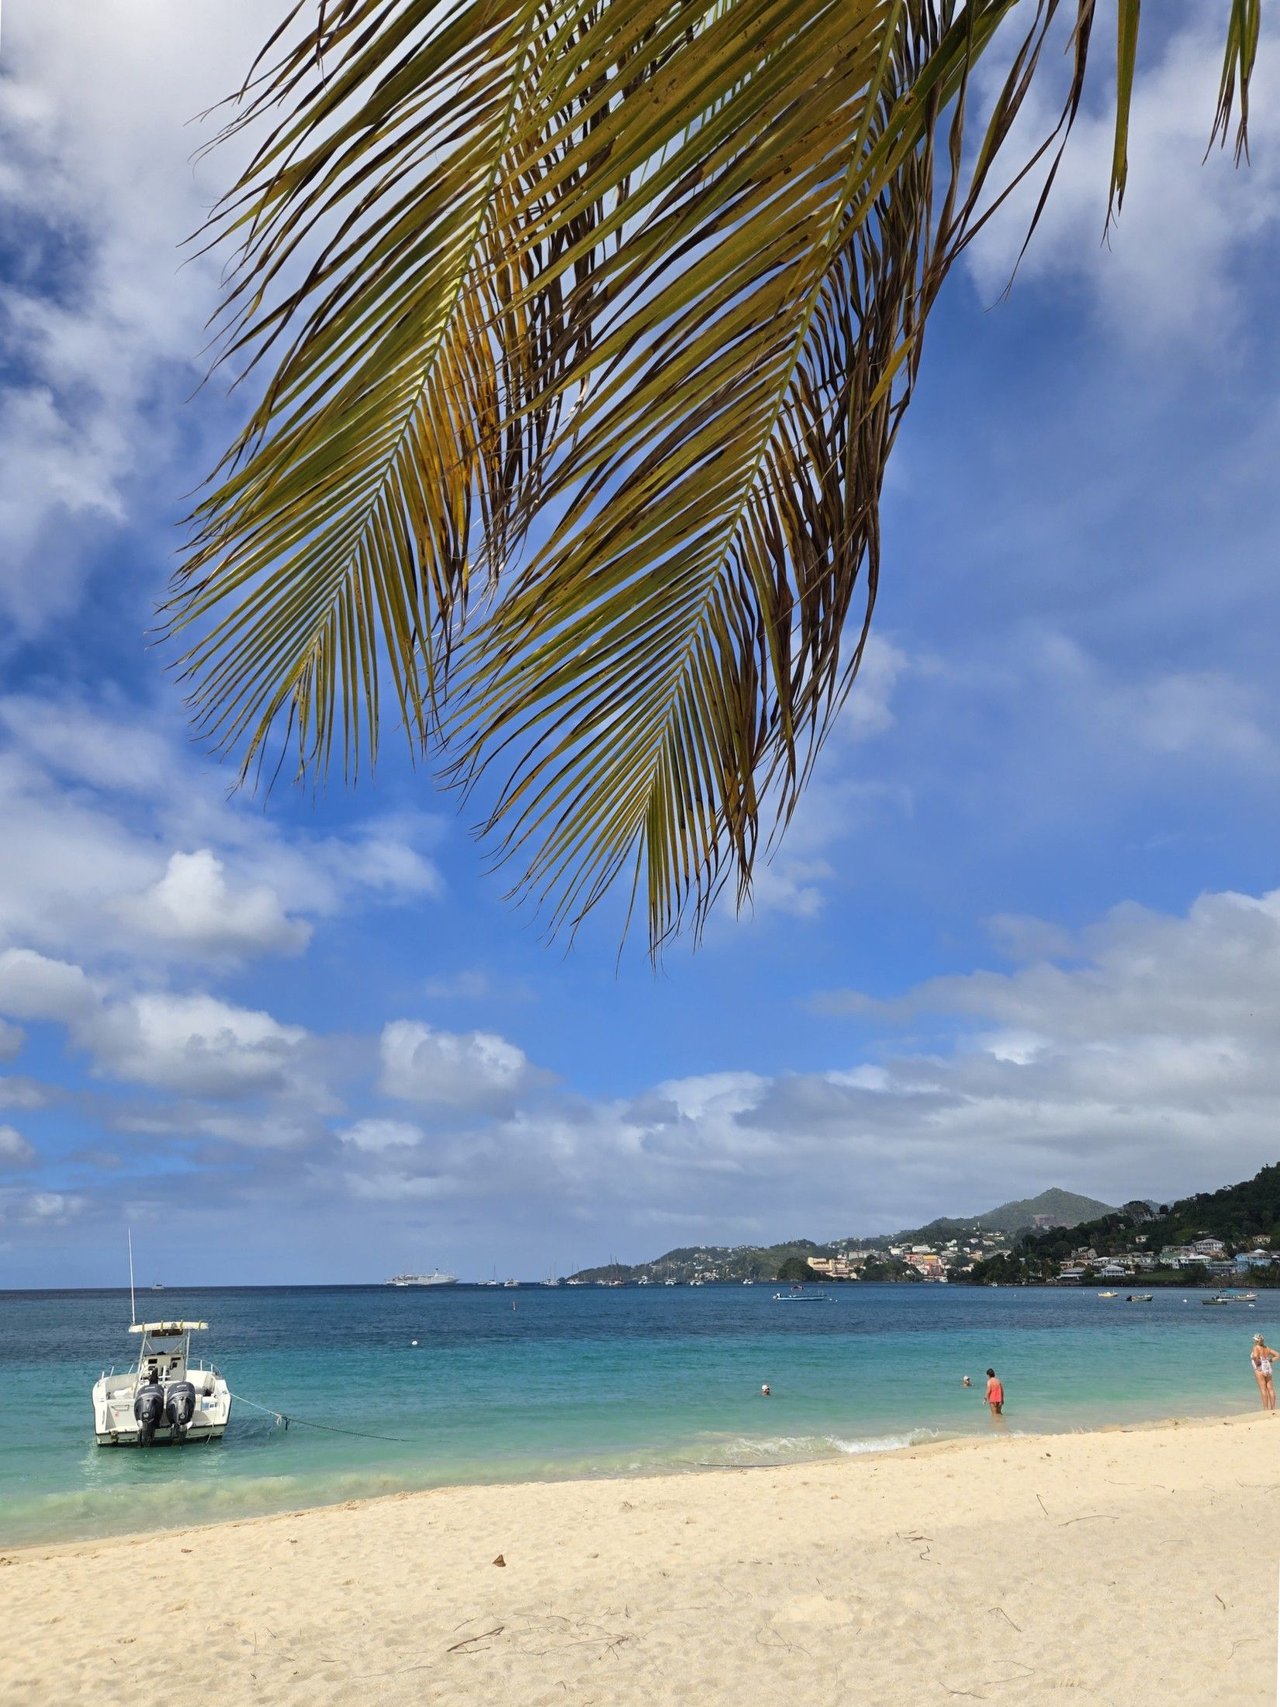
129,1321,209,1335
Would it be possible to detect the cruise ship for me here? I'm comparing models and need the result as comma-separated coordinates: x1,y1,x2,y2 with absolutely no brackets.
385,1270,458,1287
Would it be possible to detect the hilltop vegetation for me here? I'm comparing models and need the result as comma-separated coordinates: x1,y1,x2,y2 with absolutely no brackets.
962,1164,1280,1286
572,1241,836,1286
847,1188,1118,1249
568,1187,1115,1284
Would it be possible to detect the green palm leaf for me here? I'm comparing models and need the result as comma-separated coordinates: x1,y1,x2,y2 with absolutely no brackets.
168,0,1258,947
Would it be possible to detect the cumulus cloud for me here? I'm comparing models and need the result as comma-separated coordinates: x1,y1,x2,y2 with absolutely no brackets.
116,850,311,959
338,1118,424,1154
0,1126,36,1168
0,950,312,1099
85,992,309,1099
380,1019,537,1109
0,948,98,1023
0,694,445,964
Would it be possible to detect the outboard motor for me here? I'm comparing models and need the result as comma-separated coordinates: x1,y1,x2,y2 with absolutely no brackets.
165,1380,197,1442
133,1380,165,1447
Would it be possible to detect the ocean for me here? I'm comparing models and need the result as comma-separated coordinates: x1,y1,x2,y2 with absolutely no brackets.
1,1282,1269,1547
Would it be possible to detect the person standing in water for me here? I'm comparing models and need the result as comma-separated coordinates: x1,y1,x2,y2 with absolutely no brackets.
1251,1335,1278,1412
985,1368,1004,1416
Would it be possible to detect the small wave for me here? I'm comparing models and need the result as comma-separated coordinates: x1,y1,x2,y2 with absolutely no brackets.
831,1429,940,1454
688,1428,941,1468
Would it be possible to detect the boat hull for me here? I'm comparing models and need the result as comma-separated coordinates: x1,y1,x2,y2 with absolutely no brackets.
94,1420,228,1447
92,1371,232,1446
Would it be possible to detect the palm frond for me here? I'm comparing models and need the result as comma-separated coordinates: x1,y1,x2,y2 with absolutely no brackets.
167,0,1259,947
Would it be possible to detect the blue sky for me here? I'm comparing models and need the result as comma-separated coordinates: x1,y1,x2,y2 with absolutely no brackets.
1,3,1279,1285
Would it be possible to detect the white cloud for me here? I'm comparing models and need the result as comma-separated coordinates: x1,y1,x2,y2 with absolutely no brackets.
337,883,1280,1240
0,1189,86,1223
1033,635,1274,772
0,1126,36,1167
338,1118,424,1154
0,1077,45,1111
330,827,445,901
0,0,284,630
380,1019,536,1109
117,850,311,958
803,883,1280,1206
0,948,98,1023
0,952,312,1099
967,20,1280,346
89,993,310,1098
0,694,444,963
842,637,909,741
0,695,175,796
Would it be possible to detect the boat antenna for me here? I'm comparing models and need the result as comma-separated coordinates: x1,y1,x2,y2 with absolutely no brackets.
127,1227,136,1327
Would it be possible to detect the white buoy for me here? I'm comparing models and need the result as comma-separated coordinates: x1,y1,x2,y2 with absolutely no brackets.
410,1340,418,1347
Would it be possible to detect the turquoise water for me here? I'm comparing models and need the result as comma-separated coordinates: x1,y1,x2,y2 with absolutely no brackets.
1,1284,1270,1546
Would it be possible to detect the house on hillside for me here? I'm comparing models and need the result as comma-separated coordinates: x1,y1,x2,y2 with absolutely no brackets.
903,1251,944,1280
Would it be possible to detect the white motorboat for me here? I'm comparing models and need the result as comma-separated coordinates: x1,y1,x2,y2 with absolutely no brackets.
386,1270,458,1286
92,1320,231,1447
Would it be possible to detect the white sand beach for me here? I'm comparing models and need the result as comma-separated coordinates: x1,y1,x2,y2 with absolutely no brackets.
3,1413,1275,1706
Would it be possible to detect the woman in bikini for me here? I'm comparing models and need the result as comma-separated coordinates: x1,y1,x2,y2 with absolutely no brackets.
1251,1335,1278,1412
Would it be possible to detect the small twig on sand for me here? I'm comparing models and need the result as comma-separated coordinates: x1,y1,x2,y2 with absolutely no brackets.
1058,1515,1120,1527
991,1605,1022,1632
1035,1494,1050,1519
1215,1594,1226,1610
448,1625,505,1654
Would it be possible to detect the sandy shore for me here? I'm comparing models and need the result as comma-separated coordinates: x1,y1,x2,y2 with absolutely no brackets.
3,1413,1276,1706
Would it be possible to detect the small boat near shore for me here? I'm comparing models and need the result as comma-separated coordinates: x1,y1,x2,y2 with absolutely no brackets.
1203,1291,1257,1306
92,1320,231,1447
1125,1294,1153,1303
772,1288,832,1302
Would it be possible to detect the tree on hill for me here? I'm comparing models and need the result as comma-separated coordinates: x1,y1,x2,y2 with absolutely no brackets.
168,2,1259,951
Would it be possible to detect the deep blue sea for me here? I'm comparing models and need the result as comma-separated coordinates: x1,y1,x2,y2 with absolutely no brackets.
1,1283,1271,1547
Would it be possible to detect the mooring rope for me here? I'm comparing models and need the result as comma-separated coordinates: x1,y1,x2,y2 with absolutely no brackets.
228,1391,408,1444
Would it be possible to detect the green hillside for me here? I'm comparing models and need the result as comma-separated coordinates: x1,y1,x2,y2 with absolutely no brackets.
1024,1164,1280,1260
842,1187,1117,1249
974,1187,1117,1232
963,1161,1280,1285
571,1240,836,1285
